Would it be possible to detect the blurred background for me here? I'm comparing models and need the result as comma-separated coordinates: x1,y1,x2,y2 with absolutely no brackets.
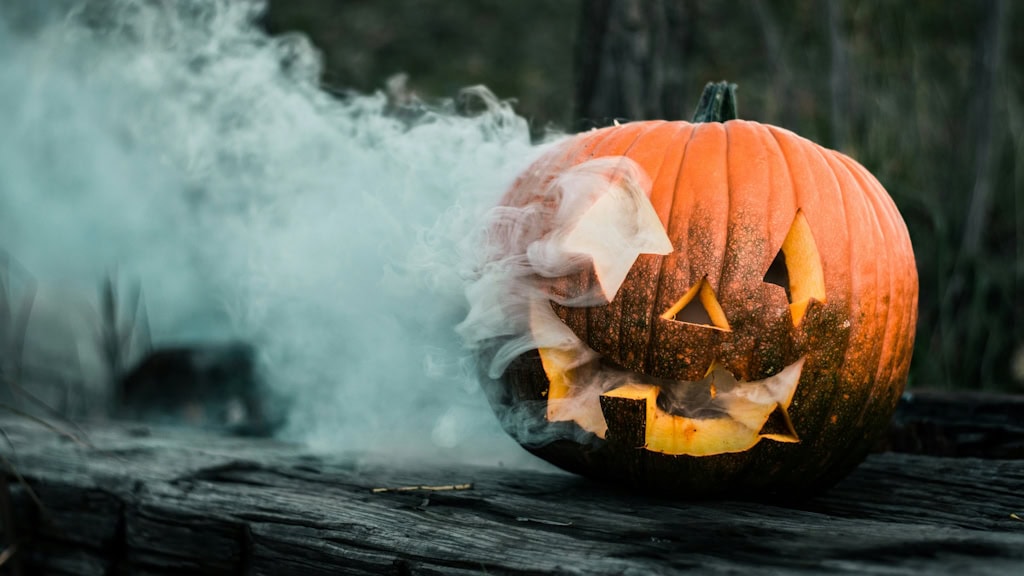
263,0,1023,392
0,0,1020,456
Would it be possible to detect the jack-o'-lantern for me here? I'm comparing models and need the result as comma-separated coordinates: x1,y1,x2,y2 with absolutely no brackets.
470,83,918,498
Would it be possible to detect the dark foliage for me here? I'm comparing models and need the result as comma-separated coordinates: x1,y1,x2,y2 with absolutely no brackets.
263,0,1022,392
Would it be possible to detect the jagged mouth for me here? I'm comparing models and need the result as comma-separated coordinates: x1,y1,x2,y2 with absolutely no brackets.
538,348,805,457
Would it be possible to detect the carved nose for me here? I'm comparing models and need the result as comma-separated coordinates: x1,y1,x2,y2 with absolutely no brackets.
660,276,731,331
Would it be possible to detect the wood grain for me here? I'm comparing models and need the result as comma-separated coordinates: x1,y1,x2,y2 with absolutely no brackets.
1,416,1022,575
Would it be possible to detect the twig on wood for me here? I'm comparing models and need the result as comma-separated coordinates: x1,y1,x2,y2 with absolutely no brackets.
515,516,573,527
371,483,473,494
0,544,18,568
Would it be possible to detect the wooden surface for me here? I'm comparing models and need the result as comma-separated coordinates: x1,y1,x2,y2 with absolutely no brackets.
2,415,1023,576
884,389,1024,458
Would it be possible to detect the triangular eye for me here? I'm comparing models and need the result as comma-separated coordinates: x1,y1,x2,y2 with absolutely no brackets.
763,210,826,326
763,250,791,299
661,277,731,331
758,403,800,443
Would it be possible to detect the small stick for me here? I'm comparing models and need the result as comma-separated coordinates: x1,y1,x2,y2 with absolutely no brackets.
516,516,573,527
0,544,18,568
371,483,473,494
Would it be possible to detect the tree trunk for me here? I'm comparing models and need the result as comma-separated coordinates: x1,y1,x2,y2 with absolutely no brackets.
752,0,796,129
574,0,690,129
961,0,1009,257
825,0,851,151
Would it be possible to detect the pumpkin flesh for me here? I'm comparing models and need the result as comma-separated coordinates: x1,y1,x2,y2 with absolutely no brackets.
486,117,918,496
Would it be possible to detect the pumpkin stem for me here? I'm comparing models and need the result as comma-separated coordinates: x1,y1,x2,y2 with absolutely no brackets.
691,82,738,123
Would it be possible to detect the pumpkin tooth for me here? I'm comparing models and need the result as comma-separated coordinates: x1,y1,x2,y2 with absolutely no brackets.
703,361,726,379
790,296,822,328
759,403,800,443
589,357,805,456
598,355,805,455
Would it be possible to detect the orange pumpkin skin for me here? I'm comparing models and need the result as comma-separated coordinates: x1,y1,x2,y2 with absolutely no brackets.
484,117,919,498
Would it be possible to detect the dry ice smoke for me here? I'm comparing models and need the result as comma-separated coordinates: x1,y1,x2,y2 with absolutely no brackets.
0,0,556,464
458,155,675,444
459,156,666,377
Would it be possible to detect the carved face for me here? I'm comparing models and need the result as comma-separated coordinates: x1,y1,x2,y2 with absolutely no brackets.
535,207,821,456
485,119,918,496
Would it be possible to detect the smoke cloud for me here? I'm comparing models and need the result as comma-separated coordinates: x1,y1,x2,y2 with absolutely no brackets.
457,153,675,445
0,0,558,465
458,156,672,377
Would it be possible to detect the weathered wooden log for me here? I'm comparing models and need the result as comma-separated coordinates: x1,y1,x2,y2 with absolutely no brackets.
883,389,1024,458
1,416,1022,575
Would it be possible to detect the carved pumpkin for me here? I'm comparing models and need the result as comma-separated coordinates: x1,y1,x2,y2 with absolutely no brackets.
474,83,918,497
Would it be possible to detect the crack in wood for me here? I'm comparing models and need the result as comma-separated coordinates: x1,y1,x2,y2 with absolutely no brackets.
2,417,1023,575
